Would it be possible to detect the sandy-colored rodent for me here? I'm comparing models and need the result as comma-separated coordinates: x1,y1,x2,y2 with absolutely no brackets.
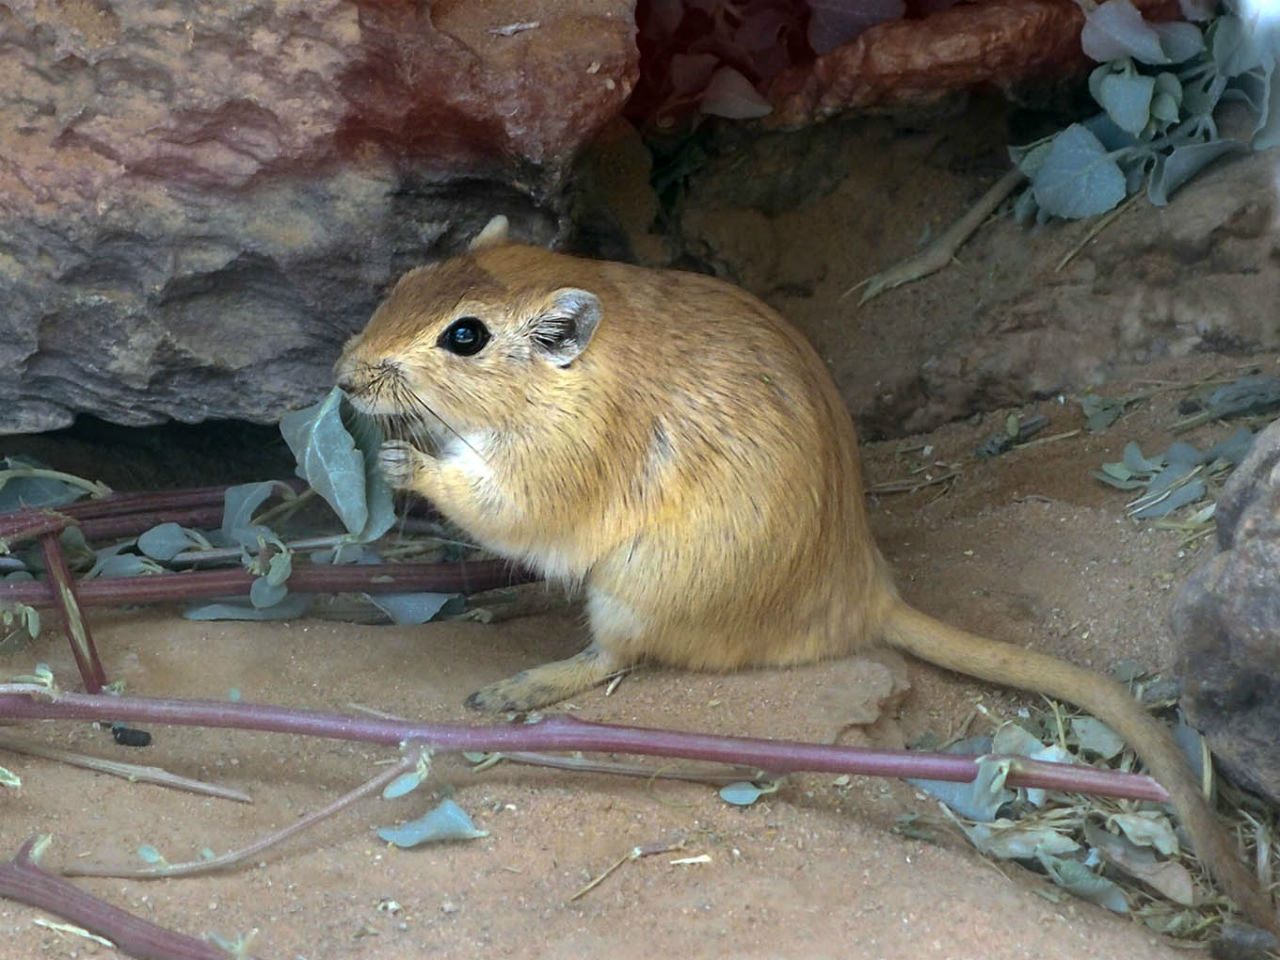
335,215,1275,930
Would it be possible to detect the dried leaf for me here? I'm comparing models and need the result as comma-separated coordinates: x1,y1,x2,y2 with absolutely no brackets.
1084,822,1195,905
1071,718,1126,760
1108,811,1180,856
699,66,772,119
946,810,1081,860
1037,850,1131,914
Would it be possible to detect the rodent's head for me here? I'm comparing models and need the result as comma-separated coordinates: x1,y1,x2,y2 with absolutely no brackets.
336,216,603,444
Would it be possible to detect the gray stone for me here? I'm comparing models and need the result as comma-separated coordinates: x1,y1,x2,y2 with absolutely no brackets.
1173,417,1280,805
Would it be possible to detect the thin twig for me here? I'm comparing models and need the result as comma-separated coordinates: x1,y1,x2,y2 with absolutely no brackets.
65,753,418,879
846,167,1026,305
569,839,685,901
469,750,765,786
0,735,251,803
1056,192,1142,272
1013,429,1081,450
866,471,960,495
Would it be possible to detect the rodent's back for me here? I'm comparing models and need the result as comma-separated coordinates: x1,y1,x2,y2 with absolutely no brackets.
476,248,896,664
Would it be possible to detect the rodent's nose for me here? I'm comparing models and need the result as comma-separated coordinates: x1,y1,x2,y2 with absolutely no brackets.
333,355,360,395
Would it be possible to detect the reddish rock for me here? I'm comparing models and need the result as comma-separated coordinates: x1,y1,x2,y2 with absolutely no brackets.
0,0,636,433
765,0,1182,126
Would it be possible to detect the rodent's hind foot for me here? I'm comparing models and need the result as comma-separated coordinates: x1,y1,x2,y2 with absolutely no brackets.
378,439,425,490
464,644,623,712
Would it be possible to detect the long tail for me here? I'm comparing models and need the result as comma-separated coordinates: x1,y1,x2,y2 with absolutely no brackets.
882,600,1277,933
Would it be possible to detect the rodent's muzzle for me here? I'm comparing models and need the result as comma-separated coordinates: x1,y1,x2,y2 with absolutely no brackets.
334,356,403,415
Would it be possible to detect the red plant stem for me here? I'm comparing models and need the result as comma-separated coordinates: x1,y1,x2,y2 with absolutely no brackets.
0,509,72,545
38,534,106,694
0,559,531,609
0,689,1171,803
1,480,310,542
60,485,241,520
76,506,226,542
0,836,225,960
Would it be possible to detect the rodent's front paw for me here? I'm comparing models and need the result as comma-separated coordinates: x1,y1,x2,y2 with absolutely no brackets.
465,671,559,713
377,440,423,490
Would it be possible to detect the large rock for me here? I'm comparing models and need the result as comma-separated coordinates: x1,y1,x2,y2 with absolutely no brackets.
0,0,636,434
1172,417,1280,805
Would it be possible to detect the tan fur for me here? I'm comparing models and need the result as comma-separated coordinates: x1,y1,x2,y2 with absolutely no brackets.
336,223,1275,930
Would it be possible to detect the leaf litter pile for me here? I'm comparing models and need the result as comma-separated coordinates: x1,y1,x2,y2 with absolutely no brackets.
868,368,1280,945
901,690,1277,942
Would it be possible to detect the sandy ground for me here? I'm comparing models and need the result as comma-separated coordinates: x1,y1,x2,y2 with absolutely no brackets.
1,348,1276,959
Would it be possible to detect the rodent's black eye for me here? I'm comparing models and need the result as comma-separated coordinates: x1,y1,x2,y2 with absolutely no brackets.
439,317,490,357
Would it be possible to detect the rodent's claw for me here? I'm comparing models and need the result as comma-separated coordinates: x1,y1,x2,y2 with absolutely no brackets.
377,439,420,490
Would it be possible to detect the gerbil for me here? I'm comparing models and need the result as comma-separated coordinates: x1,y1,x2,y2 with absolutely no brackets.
336,215,1275,929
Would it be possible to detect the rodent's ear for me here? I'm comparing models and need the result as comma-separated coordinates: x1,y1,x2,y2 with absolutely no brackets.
530,288,601,367
469,215,510,251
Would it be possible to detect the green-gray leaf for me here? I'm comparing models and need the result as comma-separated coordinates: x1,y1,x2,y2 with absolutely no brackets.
249,576,289,609
720,781,768,806
1209,15,1264,77
366,592,460,625
280,388,369,538
137,523,208,562
1099,71,1156,135
1148,138,1247,205
0,457,88,512
909,743,1014,822
1253,67,1280,149
184,595,312,621
1153,21,1204,64
1131,477,1205,518
1030,124,1127,219
1121,440,1162,474
137,845,167,865
953,818,1080,860
1081,1,1168,64
85,547,163,580
220,481,280,549
1181,70,1229,117
383,768,429,800
378,799,489,847
343,404,397,543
